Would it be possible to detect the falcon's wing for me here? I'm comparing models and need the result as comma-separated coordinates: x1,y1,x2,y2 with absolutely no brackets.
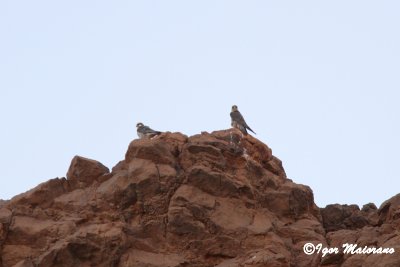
142,126,161,134
230,111,246,125
230,111,256,134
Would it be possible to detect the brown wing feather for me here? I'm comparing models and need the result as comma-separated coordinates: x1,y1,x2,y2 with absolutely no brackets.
231,111,248,134
230,111,256,135
230,111,246,125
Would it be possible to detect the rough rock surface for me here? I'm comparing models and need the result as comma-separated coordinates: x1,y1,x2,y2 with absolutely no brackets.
0,129,399,267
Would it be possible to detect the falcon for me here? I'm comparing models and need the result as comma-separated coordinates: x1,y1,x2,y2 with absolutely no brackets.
230,105,256,135
136,122,161,139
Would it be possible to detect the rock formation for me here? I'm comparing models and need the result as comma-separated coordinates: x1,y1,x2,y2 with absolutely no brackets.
0,130,399,266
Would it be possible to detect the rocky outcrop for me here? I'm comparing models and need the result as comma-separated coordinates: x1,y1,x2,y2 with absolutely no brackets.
321,203,379,232
321,199,400,267
0,129,399,267
67,156,110,188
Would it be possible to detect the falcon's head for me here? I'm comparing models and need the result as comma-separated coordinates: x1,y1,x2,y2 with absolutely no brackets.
136,122,144,128
231,105,238,112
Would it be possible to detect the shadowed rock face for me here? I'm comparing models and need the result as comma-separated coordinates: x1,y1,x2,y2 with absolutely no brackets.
0,129,399,267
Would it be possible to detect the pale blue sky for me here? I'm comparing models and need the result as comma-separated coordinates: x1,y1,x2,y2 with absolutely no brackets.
0,1,399,207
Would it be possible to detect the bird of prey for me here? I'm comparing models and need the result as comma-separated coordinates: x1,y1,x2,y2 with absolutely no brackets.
136,122,161,139
230,105,256,135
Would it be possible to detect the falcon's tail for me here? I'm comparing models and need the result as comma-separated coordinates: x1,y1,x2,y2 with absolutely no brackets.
246,126,256,135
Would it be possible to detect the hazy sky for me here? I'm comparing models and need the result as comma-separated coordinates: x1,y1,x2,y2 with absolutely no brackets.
1,1,399,208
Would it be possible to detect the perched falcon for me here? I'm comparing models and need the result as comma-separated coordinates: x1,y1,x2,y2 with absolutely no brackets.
230,105,256,135
136,122,161,139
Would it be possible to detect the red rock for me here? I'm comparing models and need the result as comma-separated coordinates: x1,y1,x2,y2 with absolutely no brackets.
321,203,377,232
67,156,110,188
12,259,34,267
1,129,400,267
119,249,184,267
125,132,187,165
379,193,400,223
2,245,35,267
8,178,69,209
